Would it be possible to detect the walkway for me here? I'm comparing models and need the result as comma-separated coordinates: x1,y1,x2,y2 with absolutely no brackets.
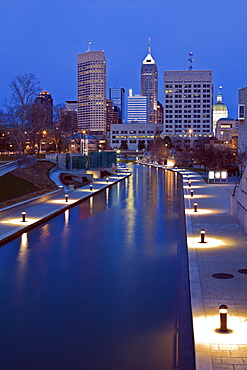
181,169,247,370
0,171,130,246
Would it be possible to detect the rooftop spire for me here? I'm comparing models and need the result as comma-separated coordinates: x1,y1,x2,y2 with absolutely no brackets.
148,37,151,54
142,38,155,64
87,40,92,52
217,86,223,103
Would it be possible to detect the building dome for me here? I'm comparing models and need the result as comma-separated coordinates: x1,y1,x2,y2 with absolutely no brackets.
213,92,228,111
214,102,228,111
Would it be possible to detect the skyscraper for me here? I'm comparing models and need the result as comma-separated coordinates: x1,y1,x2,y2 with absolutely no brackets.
77,50,106,133
140,39,158,124
127,89,148,123
33,91,53,126
163,70,213,139
109,87,125,123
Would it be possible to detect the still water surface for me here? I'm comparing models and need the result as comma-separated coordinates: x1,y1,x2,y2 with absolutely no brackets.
0,164,194,370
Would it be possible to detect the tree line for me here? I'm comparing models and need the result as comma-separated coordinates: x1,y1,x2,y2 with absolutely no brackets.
0,73,75,154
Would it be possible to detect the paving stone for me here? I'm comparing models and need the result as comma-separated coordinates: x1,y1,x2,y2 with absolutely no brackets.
222,357,244,364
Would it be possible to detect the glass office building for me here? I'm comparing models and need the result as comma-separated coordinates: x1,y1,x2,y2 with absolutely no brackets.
109,87,125,123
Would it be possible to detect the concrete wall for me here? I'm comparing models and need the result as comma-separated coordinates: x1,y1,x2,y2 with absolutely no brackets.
231,165,247,234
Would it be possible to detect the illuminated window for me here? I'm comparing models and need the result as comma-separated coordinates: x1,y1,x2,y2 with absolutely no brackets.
238,104,245,120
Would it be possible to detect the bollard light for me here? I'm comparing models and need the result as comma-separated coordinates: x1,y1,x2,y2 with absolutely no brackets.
22,211,26,222
200,228,206,243
219,304,228,332
194,202,198,212
90,184,93,191
65,194,69,202
106,177,109,183
188,181,191,187
190,189,194,197
118,174,120,178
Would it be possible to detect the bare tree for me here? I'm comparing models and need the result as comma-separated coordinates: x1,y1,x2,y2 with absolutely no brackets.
45,104,68,153
147,138,169,164
4,73,41,153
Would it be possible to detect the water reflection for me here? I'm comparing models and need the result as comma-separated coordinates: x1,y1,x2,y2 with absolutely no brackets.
0,164,194,370
40,223,51,242
64,209,69,225
89,196,93,214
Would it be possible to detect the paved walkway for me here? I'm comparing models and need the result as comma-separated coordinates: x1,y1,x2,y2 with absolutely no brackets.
0,171,130,246
180,169,247,370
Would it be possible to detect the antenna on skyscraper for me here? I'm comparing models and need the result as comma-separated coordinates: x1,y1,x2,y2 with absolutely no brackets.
148,38,151,54
188,51,194,70
87,40,92,52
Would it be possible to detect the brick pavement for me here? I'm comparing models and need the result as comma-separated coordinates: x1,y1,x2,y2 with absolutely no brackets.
181,169,247,370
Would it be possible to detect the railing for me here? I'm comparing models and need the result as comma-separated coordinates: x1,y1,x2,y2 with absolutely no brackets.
0,156,37,177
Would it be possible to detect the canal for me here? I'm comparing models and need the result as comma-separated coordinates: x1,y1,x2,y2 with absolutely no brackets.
0,164,194,370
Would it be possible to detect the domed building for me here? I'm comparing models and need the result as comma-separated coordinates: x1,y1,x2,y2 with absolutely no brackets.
213,88,228,135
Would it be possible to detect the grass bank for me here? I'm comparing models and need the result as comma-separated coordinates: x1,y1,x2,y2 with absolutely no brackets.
0,161,58,208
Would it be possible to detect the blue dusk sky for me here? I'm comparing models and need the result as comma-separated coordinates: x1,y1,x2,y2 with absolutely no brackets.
1,0,247,118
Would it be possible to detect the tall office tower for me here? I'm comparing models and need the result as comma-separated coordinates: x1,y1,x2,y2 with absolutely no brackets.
213,88,228,135
77,50,106,133
109,87,125,123
33,91,53,126
140,39,158,124
127,89,148,123
163,70,213,139
237,86,247,153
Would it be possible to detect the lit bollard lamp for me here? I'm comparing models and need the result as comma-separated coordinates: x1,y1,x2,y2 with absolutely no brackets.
65,194,69,202
194,202,198,212
90,184,93,191
188,181,191,187
219,304,228,332
106,177,109,183
190,189,194,197
22,211,26,222
200,228,206,243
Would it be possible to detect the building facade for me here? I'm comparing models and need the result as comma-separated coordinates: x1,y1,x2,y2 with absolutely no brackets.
33,91,53,126
106,99,118,132
163,70,213,142
215,118,238,147
140,44,158,124
110,123,163,150
109,87,125,123
238,87,247,154
127,90,148,123
157,101,164,124
77,51,106,133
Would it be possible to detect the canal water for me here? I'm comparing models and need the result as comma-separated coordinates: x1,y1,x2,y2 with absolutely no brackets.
0,164,194,370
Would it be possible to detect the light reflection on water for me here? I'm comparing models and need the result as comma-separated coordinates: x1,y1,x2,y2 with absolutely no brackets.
0,164,194,370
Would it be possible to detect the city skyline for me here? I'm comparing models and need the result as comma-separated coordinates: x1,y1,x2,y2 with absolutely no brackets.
1,0,247,119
